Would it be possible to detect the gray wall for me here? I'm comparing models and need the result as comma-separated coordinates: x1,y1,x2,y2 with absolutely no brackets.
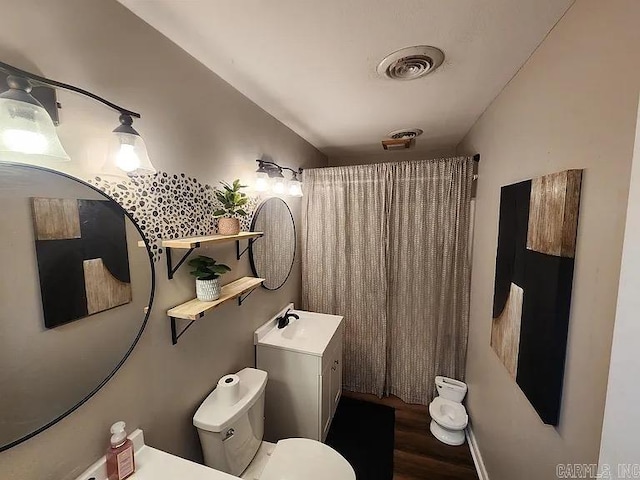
457,1,640,478
0,1,326,479
598,97,640,472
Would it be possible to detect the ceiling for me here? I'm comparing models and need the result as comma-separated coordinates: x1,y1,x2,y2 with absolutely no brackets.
119,0,573,159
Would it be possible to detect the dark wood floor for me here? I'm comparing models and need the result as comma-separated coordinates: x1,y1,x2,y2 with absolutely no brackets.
344,391,479,480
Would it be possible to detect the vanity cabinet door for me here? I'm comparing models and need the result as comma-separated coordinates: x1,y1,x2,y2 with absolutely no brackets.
321,363,333,441
330,339,343,418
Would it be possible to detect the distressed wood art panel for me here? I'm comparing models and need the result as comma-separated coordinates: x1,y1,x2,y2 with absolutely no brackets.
31,198,132,328
491,169,582,425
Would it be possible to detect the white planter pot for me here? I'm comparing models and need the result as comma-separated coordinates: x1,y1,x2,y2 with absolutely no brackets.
196,278,221,302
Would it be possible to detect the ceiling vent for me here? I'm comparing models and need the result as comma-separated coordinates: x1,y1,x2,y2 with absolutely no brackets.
377,46,444,80
381,138,410,150
387,128,423,139
382,127,423,151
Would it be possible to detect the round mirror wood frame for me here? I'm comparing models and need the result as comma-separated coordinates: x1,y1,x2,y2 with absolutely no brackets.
249,197,296,291
0,162,155,452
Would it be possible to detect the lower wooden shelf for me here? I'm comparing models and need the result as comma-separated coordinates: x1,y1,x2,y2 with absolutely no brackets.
167,276,265,321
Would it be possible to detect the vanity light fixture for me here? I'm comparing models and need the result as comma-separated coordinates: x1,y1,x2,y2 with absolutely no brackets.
0,60,155,176
288,171,303,197
255,162,271,192
254,159,303,197
107,114,154,175
271,170,286,195
0,76,70,162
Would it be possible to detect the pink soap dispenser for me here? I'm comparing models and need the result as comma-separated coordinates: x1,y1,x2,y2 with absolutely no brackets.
106,421,135,480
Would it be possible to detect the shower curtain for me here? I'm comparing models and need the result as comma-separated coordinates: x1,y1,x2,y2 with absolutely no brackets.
301,157,474,405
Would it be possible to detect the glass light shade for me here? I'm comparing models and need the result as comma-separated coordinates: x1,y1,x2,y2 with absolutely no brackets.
271,176,286,195
255,171,270,192
0,96,70,163
288,179,303,197
102,131,156,177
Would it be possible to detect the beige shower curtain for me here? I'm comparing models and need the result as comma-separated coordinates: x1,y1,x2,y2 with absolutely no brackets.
301,157,474,405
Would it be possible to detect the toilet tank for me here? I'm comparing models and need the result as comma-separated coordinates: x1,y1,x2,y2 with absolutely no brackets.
435,376,467,402
193,368,268,476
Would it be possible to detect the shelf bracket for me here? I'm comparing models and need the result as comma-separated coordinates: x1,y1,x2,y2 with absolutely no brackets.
236,237,260,260
166,246,197,280
170,317,196,345
238,287,258,306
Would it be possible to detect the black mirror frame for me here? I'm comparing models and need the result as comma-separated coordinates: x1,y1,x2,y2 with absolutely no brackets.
0,161,155,453
249,197,296,291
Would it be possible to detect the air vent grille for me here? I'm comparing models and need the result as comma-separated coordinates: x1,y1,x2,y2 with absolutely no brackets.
377,46,444,81
388,128,423,139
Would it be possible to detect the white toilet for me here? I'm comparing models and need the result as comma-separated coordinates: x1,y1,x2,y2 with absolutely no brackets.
428,376,469,446
193,367,355,480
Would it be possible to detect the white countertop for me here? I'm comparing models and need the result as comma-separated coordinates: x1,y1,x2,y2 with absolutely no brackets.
130,445,237,480
255,305,343,357
75,430,237,480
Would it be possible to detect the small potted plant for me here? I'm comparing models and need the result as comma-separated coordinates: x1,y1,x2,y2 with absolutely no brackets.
213,179,249,235
188,255,231,302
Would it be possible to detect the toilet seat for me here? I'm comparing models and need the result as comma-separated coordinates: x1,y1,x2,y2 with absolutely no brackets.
260,438,355,480
429,397,468,430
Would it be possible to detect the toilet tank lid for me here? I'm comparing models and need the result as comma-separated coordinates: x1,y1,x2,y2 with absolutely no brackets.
193,368,267,432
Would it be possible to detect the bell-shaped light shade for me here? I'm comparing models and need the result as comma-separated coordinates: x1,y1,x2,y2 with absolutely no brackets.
288,178,303,197
271,176,286,195
255,171,270,192
113,131,154,175
102,114,156,177
0,81,70,164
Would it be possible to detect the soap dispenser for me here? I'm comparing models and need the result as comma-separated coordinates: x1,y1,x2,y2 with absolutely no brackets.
106,421,135,480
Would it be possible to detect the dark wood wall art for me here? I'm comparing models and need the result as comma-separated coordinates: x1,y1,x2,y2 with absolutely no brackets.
491,169,582,425
31,198,132,328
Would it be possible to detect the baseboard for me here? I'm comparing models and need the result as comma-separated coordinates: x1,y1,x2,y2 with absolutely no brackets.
465,425,489,480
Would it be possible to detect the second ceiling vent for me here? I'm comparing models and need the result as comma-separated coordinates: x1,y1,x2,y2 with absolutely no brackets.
377,46,444,80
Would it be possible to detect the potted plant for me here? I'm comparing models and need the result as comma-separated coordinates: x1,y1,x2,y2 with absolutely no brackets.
188,255,231,302
213,179,249,235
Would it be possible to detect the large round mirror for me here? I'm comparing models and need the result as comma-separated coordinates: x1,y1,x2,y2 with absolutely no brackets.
0,163,154,451
250,197,295,290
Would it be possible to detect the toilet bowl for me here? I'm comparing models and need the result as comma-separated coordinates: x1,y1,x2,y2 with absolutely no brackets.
428,376,468,446
193,368,355,480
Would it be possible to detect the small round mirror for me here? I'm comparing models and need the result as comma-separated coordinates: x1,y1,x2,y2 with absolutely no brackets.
249,198,295,290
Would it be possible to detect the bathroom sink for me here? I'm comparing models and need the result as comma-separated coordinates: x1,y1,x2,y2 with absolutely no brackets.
75,429,238,480
255,304,343,356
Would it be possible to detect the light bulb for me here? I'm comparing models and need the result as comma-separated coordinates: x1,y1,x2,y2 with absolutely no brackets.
272,177,286,194
288,180,303,197
115,143,140,172
0,76,70,163
255,171,270,192
3,129,48,154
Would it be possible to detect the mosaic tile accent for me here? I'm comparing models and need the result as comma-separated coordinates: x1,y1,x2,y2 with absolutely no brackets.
89,172,258,262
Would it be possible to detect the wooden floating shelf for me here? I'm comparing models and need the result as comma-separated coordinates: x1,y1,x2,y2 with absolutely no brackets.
138,231,263,249
167,276,265,321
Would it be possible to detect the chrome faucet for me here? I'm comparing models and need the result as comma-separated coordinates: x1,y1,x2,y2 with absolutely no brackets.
277,309,299,329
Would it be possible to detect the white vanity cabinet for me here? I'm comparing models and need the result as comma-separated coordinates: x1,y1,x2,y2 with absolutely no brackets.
255,306,344,442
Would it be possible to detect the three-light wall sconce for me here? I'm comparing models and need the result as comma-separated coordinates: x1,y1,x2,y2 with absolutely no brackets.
255,159,303,197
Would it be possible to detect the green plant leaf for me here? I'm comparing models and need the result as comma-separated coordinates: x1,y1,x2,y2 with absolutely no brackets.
210,264,231,274
188,256,212,267
213,209,227,217
236,209,248,217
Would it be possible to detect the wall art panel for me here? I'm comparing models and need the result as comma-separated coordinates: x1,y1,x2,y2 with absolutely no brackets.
491,169,582,425
32,197,132,328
